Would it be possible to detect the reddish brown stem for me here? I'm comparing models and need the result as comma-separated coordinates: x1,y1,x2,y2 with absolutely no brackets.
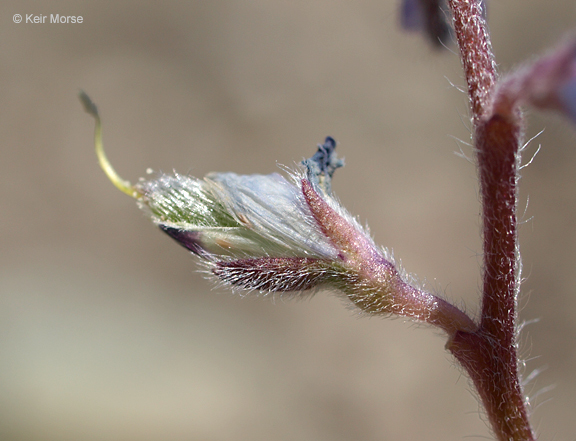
450,115,534,441
476,115,521,341
450,328,534,441
448,0,496,123
446,1,535,440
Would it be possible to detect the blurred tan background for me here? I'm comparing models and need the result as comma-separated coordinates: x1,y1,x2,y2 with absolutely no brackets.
2,1,576,440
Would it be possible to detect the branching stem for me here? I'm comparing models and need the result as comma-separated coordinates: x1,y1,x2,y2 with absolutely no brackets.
445,1,534,440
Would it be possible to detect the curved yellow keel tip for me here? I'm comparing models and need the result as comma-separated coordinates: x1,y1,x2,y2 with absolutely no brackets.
79,90,141,199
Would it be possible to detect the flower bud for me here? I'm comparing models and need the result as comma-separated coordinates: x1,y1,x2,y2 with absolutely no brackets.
137,170,341,260
81,92,476,334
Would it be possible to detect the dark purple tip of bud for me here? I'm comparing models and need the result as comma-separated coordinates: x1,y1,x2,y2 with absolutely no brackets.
159,225,206,256
310,136,338,176
213,257,332,293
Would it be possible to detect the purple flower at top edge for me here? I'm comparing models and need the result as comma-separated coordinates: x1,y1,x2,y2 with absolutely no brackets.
400,0,454,48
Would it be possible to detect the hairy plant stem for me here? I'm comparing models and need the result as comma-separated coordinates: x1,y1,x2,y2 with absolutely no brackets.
445,1,535,440
451,115,534,441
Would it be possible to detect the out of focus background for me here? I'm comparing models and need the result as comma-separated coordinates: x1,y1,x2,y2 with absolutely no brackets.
2,1,576,440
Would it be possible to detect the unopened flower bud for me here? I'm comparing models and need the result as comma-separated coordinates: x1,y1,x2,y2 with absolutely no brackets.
81,92,476,334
